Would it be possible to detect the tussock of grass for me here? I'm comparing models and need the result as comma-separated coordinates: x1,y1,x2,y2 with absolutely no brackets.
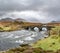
32,35,60,52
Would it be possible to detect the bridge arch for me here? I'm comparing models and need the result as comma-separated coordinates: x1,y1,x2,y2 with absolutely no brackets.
34,27,39,32
22,24,54,32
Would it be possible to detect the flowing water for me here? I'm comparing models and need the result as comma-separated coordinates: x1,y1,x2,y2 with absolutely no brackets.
0,30,48,51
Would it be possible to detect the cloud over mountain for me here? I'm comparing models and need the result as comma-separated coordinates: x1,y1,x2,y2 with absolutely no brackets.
0,0,60,23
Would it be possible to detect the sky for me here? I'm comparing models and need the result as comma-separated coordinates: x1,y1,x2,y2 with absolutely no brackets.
0,0,60,23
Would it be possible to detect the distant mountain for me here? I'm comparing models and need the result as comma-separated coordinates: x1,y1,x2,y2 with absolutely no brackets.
0,18,27,22
26,17,40,23
0,18,14,22
15,18,40,23
0,17,41,23
51,20,60,23
15,18,27,22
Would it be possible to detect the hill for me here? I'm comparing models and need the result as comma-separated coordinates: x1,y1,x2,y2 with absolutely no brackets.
0,18,42,31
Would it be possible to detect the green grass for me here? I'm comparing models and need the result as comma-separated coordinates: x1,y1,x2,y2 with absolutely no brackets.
32,35,60,52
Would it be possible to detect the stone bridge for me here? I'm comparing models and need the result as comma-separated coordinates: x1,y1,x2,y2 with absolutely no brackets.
21,23,54,31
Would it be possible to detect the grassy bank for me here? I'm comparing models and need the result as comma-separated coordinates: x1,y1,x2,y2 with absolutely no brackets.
0,26,60,53
32,35,60,52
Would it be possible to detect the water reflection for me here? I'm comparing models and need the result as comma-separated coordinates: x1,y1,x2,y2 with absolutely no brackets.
34,27,39,32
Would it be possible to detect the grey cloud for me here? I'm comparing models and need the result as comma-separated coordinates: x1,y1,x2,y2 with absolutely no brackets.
0,0,44,11
0,0,60,22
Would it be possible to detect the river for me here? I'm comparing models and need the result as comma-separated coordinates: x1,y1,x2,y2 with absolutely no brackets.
0,30,48,51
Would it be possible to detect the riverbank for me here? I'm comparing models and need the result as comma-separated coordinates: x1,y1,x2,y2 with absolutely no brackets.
0,27,60,53
0,34,60,53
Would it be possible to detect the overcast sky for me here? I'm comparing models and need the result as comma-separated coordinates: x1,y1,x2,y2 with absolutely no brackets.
0,0,60,23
